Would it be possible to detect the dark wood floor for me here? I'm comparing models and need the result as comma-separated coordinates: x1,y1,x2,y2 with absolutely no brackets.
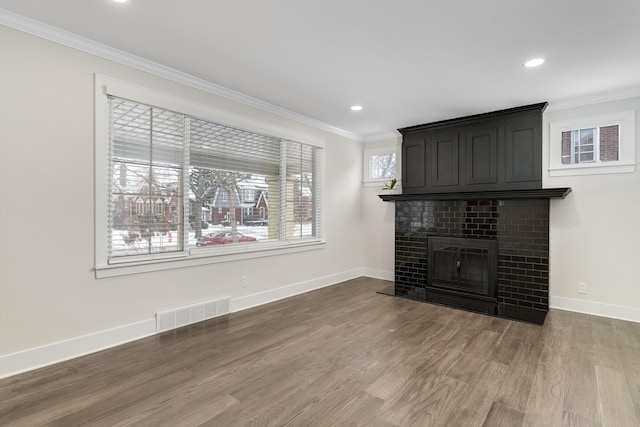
2,277,640,426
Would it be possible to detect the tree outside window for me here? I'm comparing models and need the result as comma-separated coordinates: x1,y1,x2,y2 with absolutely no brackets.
108,96,322,261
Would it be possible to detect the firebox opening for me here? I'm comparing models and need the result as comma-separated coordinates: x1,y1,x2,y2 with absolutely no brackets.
427,236,498,314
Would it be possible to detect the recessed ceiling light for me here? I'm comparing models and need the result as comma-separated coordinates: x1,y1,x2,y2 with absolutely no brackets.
112,0,128,3
350,105,363,111
524,58,545,68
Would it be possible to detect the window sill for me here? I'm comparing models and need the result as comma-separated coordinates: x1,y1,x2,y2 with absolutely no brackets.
548,162,635,177
95,239,325,278
363,179,401,188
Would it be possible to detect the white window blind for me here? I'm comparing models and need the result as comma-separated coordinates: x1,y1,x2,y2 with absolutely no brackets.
107,95,323,264
285,141,321,239
109,97,186,259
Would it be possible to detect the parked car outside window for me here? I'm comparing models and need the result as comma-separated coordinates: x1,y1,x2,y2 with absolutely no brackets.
196,231,257,246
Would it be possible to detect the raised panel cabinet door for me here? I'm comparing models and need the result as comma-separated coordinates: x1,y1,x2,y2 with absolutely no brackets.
402,138,427,190
431,133,459,187
505,124,542,183
465,128,498,185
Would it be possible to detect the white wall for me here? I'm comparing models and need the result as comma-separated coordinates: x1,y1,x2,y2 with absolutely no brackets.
361,136,399,280
544,96,640,321
0,26,363,375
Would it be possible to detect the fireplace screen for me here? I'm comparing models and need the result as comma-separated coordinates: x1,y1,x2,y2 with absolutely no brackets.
427,236,497,298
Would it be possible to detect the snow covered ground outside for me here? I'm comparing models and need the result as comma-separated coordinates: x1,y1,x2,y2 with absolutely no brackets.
110,223,312,256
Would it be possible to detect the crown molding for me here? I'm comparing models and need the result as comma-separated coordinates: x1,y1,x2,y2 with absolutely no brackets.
547,85,640,112
362,130,401,143
0,9,362,142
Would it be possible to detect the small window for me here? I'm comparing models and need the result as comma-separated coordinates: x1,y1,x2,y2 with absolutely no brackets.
561,126,619,165
363,146,398,184
370,153,396,180
550,111,635,176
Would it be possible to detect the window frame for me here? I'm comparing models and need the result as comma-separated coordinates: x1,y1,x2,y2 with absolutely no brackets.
95,75,325,278
549,110,636,176
362,145,399,187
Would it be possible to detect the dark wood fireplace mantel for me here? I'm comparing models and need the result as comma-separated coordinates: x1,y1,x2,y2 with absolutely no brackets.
379,187,571,202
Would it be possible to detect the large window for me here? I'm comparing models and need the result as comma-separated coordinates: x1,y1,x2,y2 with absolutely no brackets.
549,110,635,176
96,77,324,276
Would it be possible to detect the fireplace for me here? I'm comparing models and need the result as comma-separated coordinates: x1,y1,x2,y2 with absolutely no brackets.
381,103,571,324
426,236,497,314
379,191,572,325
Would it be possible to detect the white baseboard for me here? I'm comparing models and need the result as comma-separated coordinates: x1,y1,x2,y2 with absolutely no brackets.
230,268,363,312
12,273,637,380
0,319,156,380
362,268,394,281
550,295,640,324
0,268,364,380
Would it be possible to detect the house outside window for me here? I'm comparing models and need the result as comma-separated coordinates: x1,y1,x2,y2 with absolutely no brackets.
155,200,165,214
95,76,324,277
561,125,619,165
549,110,635,176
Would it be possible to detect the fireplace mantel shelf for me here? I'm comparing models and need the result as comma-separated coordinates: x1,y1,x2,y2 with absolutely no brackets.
379,187,571,202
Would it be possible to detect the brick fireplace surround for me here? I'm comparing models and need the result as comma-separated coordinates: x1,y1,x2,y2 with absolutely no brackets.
381,190,571,324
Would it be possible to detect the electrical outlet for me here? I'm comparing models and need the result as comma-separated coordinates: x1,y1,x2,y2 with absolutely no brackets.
241,275,249,288
578,282,587,295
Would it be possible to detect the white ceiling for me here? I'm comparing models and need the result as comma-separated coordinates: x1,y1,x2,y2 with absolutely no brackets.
1,0,640,141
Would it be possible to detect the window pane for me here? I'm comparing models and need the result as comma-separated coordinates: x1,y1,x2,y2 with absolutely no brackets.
109,98,185,259
286,141,318,240
580,128,594,147
370,153,396,179
189,118,280,247
599,124,619,162
190,171,270,245
561,131,572,164
579,152,594,162
579,128,595,163
564,128,598,165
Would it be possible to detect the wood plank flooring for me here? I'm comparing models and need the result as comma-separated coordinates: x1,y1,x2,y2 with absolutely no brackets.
1,277,639,426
